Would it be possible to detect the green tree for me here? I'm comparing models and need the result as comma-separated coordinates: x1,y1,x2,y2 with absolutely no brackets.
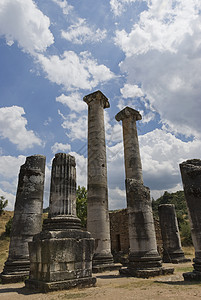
0,196,8,216
5,217,13,236
76,186,87,228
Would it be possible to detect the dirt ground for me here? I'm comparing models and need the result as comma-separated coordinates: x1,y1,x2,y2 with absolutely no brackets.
1,261,201,300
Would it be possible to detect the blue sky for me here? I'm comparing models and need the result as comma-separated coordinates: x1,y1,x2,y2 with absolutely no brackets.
1,0,201,210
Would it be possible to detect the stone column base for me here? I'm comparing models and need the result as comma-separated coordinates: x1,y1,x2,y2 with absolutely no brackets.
92,253,121,273
0,259,30,284
25,276,96,293
163,250,191,264
183,271,201,281
163,256,191,264
120,266,174,278
92,263,122,273
93,253,113,265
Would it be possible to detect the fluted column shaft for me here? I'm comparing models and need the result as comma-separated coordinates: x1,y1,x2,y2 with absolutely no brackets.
49,153,76,217
43,153,81,230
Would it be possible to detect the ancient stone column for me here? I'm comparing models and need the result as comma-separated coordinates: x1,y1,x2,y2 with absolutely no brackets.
158,204,190,263
116,107,173,278
84,90,117,272
180,159,201,281
1,155,46,283
25,153,96,292
43,152,81,230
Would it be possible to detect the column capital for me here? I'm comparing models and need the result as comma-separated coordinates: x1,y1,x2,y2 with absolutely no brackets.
115,106,142,122
83,90,110,109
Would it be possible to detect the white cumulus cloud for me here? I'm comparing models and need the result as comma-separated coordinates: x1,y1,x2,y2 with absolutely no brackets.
56,93,87,112
0,155,26,210
51,142,71,154
37,51,115,92
0,106,42,150
120,83,145,98
0,0,54,54
51,0,73,15
115,0,201,138
110,0,140,16
62,18,107,45
59,110,87,141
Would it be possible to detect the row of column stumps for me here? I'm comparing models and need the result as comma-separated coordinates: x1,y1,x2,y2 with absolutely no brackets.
115,107,174,277
25,153,96,292
1,155,46,284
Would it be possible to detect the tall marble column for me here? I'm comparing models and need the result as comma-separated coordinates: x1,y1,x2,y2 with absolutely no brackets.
25,153,96,292
158,204,190,263
116,107,173,278
1,155,46,283
180,159,201,281
84,90,116,272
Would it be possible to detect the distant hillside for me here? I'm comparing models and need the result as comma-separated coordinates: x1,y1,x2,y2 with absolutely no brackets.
152,191,187,223
0,211,13,272
0,211,13,235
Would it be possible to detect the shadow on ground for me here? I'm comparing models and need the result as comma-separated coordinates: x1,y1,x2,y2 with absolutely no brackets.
155,280,201,286
0,285,38,296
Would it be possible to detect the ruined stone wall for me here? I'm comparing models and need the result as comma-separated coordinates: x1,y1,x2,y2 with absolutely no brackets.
109,209,129,253
109,209,163,256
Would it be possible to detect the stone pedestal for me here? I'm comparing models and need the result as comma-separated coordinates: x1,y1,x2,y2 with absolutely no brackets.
158,204,190,263
180,159,201,281
84,91,119,272
116,107,173,278
25,153,96,292
1,155,46,283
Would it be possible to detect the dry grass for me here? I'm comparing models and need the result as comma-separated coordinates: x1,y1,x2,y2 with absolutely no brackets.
0,210,13,235
0,210,13,272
